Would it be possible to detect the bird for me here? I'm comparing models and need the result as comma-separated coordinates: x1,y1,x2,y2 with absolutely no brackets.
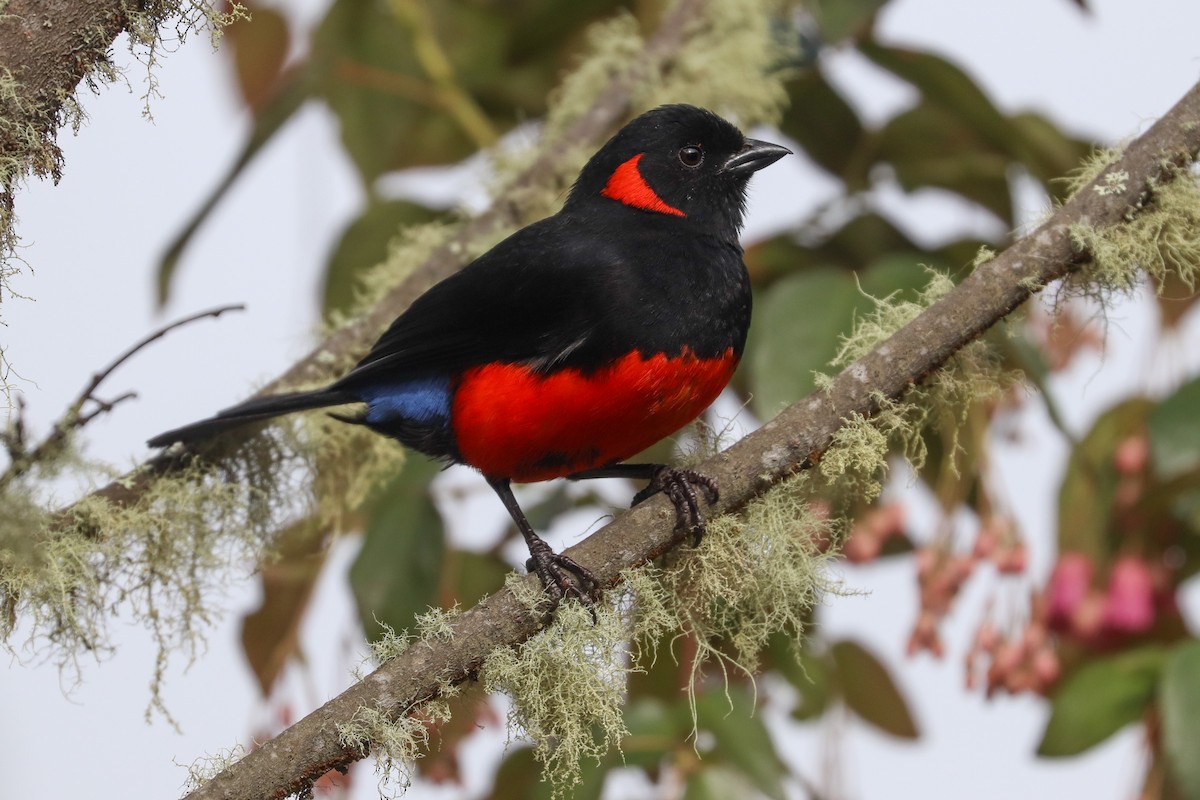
149,104,790,608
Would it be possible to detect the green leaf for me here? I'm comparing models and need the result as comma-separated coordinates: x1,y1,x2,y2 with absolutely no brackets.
694,685,787,800
831,639,919,738
446,548,511,609
1161,638,1200,800
1149,376,1200,481
860,42,1013,155
743,215,925,285
239,519,329,696
1038,646,1166,757
746,256,929,418
1057,398,1153,561
155,67,312,306
487,745,611,800
767,633,831,721
1162,640,1200,799
811,0,888,42
861,41,1093,208
322,199,439,318
623,697,683,770
747,266,861,417
349,458,444,641
683,765,763,800
227,1,290,114
876,101,1013,225
780,68,866,183
1007,111,1094,197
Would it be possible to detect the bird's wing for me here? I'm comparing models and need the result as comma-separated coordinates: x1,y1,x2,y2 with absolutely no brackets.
335,216,625,389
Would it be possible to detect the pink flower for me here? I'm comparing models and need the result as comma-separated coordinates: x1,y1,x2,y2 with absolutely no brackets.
1045,552,1093,630
1103,556,1156,634
1113,435,1150,476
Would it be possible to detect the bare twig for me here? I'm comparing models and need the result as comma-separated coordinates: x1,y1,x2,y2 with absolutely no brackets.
75,303,246,418
0,304,244,491
181,72,1200,800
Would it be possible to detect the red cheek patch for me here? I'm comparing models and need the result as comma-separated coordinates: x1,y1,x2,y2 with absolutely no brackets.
601,153,685,217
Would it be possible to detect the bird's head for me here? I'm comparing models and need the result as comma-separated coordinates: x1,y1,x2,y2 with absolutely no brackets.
567,104,790,239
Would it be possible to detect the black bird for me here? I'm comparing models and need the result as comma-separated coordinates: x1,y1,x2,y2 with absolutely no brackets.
150,104,789,606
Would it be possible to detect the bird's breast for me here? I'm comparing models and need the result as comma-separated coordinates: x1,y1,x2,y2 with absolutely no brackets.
451,347,738,482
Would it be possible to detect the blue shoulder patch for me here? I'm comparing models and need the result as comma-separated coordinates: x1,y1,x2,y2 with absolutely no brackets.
359,375,451,425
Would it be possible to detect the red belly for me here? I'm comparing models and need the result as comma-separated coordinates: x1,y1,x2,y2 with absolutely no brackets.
451,348,737,482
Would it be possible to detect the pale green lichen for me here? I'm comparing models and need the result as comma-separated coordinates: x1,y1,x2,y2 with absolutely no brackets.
0,435,294,723
414,603,460,642
180,744,248,793
972,246,997,268
639,0,792,127
293,413,407,533
824,269,1012,483
1053,143,1200,299
1067,161,1200,297
483,598,633,797
654,476,832,697
337,700,451,799
818,409,893,501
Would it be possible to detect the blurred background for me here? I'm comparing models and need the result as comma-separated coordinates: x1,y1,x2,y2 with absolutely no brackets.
4,0,1200,797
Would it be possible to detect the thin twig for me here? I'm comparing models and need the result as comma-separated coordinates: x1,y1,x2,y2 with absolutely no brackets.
0,304,244,491
71,303,246,420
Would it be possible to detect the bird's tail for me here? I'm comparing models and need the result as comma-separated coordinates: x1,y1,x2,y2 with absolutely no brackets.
147,388,359,447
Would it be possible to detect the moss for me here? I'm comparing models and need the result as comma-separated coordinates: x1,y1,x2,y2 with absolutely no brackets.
482,598,632,797
640,0,792,127
337,702,449,799
1067,163,1200,297
414,603,460,641
338,612,466,796
1054,143,1200,300
180,744,249,793
0,436,294,723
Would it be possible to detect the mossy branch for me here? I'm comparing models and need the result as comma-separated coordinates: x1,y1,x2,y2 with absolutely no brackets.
180,75,1200,800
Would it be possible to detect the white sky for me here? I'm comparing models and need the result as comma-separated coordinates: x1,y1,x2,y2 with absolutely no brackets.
4,0,1200,797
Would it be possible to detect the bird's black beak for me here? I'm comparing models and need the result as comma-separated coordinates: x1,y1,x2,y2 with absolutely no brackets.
722,138,792,175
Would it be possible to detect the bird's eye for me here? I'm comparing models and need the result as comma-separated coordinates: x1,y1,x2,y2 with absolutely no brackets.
678,145,703,168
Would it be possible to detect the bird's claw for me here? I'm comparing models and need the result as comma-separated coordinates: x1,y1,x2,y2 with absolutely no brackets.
524,538,600,620
633,466,719,546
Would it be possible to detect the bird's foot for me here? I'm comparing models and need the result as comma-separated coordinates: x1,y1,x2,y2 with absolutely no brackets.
632,466,719,546
524,536,600,616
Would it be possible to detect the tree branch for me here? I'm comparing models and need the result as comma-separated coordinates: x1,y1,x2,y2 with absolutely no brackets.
182,74,1200,800
0,0,133,183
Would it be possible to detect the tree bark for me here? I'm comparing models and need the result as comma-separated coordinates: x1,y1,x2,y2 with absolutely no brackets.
180,73,1200,800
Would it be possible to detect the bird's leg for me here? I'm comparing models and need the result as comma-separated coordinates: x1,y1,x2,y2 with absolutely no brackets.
487,477,599,610
569,463,719,546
